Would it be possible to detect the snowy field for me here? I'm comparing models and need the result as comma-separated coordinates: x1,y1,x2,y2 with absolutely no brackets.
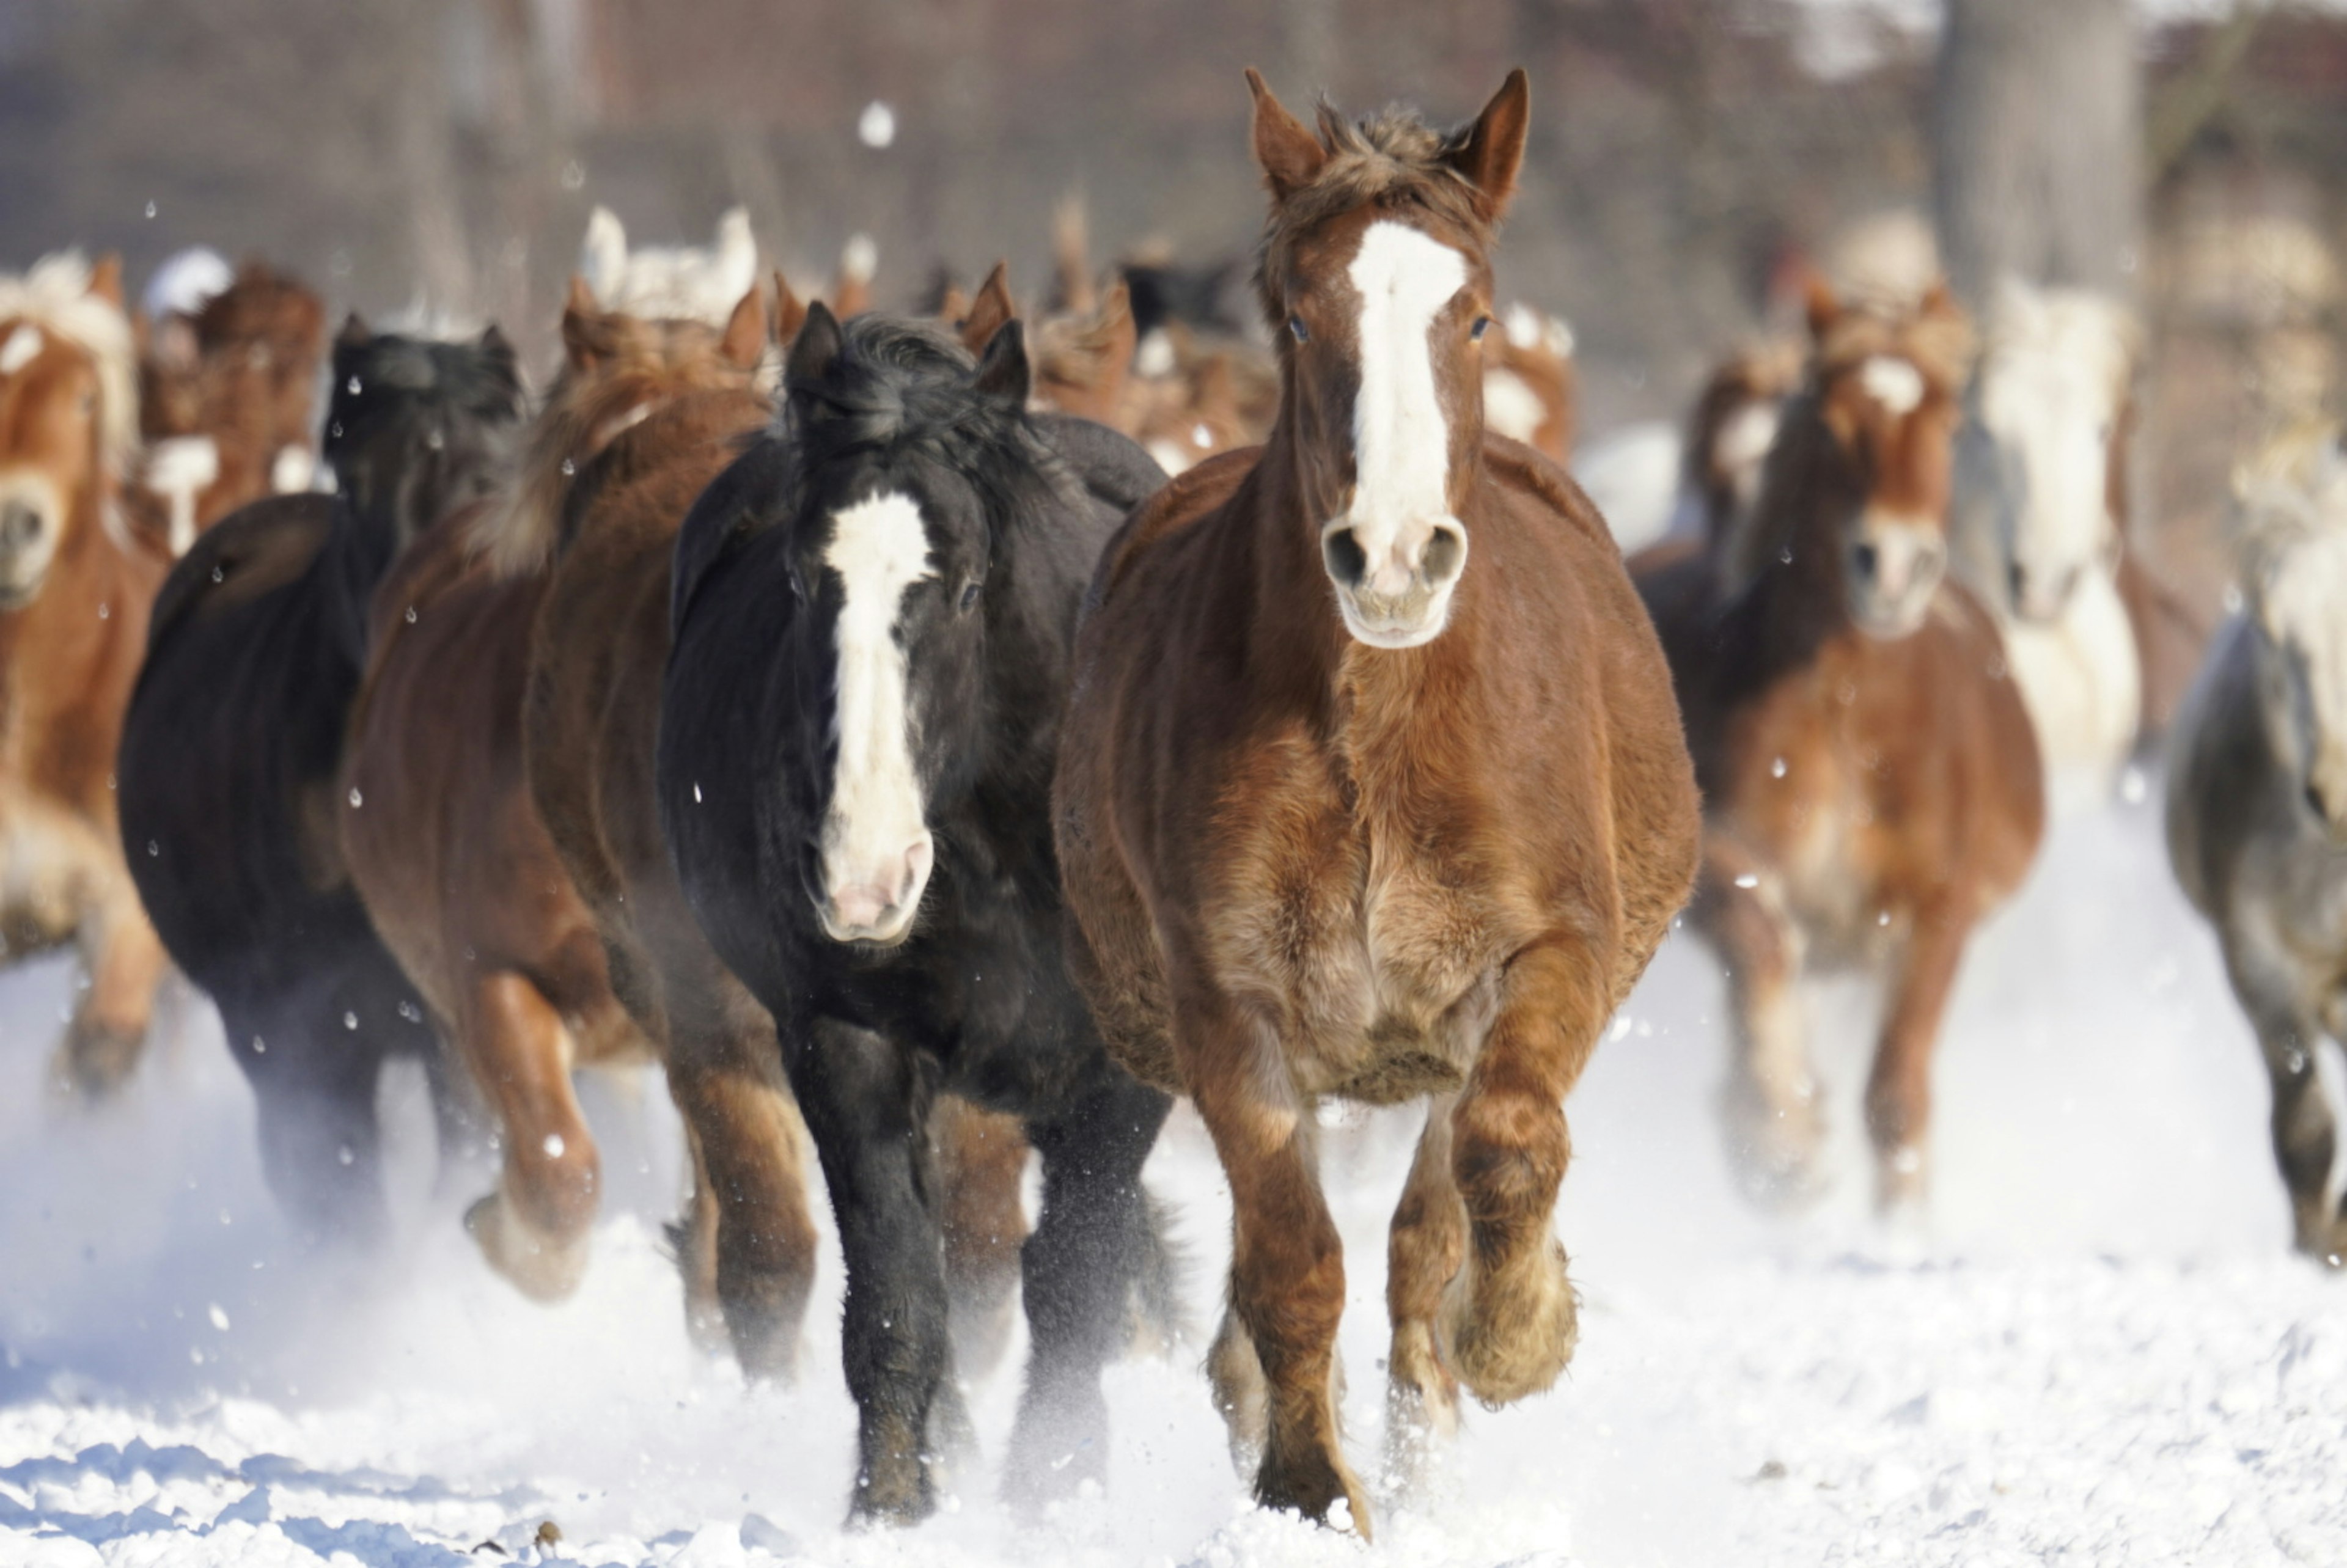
5,790,2346,1567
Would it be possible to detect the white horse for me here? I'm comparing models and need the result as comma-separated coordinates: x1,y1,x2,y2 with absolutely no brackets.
1952,278,2143,811
2167,425,2347,1262
577,205,760,326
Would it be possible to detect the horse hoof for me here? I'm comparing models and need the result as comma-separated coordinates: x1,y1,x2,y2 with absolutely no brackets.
1254,1448,1372,1540
1440,1238,1578,1407
464,1192,590,1302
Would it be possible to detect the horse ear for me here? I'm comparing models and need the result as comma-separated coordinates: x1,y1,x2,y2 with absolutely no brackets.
580,205,627,297
337,312,372,348
87,254,125,307
1804,273,1842,343
1246,68,1328,200
1445,69,1530,219
959,262,1016,355
560,281,614,372
477,323,517,373
936,280,971,327
787,299,845,390
719,285,768,370
771,269,809,346
973,317,1032,409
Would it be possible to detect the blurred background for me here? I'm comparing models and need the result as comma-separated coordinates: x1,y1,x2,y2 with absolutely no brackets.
0,0,2341,642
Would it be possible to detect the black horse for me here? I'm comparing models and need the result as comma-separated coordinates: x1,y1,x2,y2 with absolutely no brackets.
117,318,523,1242
658,307,1173,1523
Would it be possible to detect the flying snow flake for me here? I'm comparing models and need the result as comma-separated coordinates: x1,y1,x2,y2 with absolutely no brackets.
858,101,897,149
207,1303,229,1332
543,1134,566,1159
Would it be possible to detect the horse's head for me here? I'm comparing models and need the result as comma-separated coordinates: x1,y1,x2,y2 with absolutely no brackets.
323,316,524,550
774,306,1042,945
1249,67,1529,649
194,264,329,489
1686,339,1802,549
0,254,136,608
1804,279,1973,639
1967,279,2136,622
2235,425,2347,840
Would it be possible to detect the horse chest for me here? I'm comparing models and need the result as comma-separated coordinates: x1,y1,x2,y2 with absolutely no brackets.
1206,733,1507,1103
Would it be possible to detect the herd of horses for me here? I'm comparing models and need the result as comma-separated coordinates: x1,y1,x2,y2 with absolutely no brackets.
2,67,2345,1534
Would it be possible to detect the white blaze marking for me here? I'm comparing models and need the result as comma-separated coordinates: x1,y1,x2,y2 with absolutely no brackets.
1344,221,1467,581
0,325,42,376
144,435,218,556
1859,355,1925,416
1482,367,1545,444
270,443,315,495
821,491,935,901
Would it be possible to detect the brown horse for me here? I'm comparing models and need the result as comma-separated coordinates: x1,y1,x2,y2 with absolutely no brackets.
1054,72,1700,1533
339,281,772,1303
136,263,325,553
0,253,174,1094
1650,281,2044,1214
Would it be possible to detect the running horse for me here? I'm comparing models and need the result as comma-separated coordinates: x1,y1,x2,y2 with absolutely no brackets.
340,281,777,1303
1658,280,2043,1214
1054,72,1700,1533
0,253,173,1094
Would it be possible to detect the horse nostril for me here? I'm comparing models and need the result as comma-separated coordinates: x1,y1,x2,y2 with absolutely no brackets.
1422,523,1466,586
2307,783,2328,822
0,502,41,550
1851,541,1879,580
1323,527,1367,590
2009,562,2028,603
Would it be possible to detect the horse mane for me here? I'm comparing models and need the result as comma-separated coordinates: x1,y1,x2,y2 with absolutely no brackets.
467,313,746,578
191,263,325,359
1810,296,1975,399
1254,102,1497,329
0,252,139,481
792,315,1012,461
2231,421,2347,601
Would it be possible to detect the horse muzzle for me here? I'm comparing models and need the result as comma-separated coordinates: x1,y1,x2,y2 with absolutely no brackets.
813,832,933,947
0,475,62,610
1321,514,1467,650
1846,514,1946,640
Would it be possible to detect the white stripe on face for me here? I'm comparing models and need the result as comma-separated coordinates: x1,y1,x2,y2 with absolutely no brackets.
1345,222,1467,575
818,489,936,939
0,325,42,376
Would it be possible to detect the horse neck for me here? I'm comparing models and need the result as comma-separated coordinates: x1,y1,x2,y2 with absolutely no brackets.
1718,406,1856,676
315,491,409,666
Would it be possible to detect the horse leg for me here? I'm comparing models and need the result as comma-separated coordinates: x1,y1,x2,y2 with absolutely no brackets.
663,1003,820,1380
2220,937,2340,1259
235,986,392,1246
1002,1068,1170,1509
1701,851,1824,1206
457,970,600,1301
786,1019,953,1525
933,1096,1030,1383
1384,1091,1464,1489
1862,905,1970,1214
1180,988,1365,1534
669,1119,731,1354
57,880,169,1096
1437,941,1600,1412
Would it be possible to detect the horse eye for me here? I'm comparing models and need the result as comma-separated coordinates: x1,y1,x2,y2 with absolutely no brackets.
1471,316,1493,342
958,581,982,614
1287,315,1309,345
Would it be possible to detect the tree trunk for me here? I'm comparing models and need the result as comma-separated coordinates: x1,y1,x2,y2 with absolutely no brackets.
1934,0,2141,306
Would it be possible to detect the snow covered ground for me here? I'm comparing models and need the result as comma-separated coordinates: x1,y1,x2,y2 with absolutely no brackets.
4,792,2345,1567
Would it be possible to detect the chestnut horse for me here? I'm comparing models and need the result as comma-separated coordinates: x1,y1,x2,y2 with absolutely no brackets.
119,321,524,1240
1054,73,1700,1533
137,262,325,553
517,282,838,1378
1653,282,2043,1214
0,252,174,1094
340,282,774,1303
